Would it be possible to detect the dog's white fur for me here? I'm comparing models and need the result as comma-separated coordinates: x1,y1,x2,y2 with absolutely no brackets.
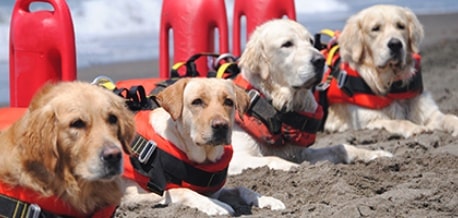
323,4,458,138
121,78,285,215
228,19,392,175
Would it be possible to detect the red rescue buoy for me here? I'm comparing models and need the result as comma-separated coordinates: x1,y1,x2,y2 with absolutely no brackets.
9,0,76,107
159,0,229,78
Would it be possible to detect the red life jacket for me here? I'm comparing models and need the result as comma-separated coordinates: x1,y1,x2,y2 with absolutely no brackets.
233,75,323,147
0,181,116,218
319,54,423,109
123,111,233,195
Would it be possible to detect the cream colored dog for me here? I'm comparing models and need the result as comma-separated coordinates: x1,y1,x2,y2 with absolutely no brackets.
322,5,458,138
228,19,392,175
121,78,285,216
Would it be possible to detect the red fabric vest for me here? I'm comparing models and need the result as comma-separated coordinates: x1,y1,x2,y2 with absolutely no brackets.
321,53,422,109
123,111,233,194
0,181,116,218
233,75,323,147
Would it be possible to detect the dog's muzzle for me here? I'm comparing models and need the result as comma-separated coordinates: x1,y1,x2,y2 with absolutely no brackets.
100,144,123,178
388,38,403,59
210,118,230,145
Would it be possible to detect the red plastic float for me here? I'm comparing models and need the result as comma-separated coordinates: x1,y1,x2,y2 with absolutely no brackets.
232,0,296,56
159,0,229,78
9,0,76,107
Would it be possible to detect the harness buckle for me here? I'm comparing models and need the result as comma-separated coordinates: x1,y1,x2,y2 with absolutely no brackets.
247,89,261,111
138,140,157,164
315,82,330,91
337,70,347,88
27,204,41,218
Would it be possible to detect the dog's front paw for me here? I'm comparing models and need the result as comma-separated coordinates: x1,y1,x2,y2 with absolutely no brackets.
367,150,393,161
257,196,286,210
200,201,235,216
401,125,429,138
441,114,458,137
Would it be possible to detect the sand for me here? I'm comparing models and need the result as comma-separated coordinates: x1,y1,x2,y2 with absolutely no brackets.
76,13,458,217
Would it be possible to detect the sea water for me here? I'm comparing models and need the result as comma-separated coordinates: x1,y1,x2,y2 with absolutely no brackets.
1,0,458,105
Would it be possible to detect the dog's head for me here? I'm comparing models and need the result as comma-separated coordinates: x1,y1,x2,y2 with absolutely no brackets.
239,19,324,111
156,78,249,161
339,4,424,95
22,82,135,187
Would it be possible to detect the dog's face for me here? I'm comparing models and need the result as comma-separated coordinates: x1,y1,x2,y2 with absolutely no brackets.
339,5,424,95
23,82,135,184
157,78,249,148
240,19,325,91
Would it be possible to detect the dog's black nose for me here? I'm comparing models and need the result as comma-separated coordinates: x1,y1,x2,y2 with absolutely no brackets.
101,144,122,163
311,55,325,71
388,38,403,52
211,118,229,131
211,118,229,145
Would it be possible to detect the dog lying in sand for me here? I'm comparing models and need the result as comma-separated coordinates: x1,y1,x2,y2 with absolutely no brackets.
121,77,285,216
317,4,458,138
0,81,135,217
226,19,392,175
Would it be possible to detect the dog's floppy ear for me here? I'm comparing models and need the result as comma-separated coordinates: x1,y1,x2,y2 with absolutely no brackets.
233,84,250,120
113,97,136,154
156,78,190,120
20,104,59,184
239,28,270,80
339,14,365,63
403,7,424,53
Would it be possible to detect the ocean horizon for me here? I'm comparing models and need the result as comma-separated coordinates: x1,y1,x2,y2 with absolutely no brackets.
1,0,458,105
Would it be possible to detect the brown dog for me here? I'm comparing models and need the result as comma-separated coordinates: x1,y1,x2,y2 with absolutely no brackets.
0,81,135,217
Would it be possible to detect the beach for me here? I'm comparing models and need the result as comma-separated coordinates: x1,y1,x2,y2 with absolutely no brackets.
107,12,458,217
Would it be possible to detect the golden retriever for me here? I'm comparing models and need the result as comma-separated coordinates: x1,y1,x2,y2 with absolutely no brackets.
121,77,286,216
228,19,393,175
0,81,135,217
322,4,458,137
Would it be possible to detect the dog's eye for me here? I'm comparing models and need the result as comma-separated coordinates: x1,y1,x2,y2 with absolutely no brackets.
371,25,381,32
309,38,314,45
108,114,118,125
396,22,405,30
70,119,86,129
224,98,234,107
191,98,203,106
281,40,293,48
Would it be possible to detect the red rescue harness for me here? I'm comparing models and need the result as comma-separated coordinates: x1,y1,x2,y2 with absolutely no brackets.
0,181,116,218
123,111,233,195
318,54,423,109
233,75,323,147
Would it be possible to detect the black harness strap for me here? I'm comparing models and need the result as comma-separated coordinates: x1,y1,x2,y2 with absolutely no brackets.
247,90,322,135
0,195,62,218
280,112,322,133
129,135,228,196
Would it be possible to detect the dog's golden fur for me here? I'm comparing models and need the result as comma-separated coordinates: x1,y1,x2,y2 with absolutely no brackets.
324,4,458,137
0,81,135,214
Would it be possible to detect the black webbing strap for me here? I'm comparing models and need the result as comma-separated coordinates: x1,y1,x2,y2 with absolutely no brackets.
170,53,220,78
390,69,423,93
280,112,323,133
0,194,60,218
247,90,282,134
247,90,322,134
129,135,228,196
